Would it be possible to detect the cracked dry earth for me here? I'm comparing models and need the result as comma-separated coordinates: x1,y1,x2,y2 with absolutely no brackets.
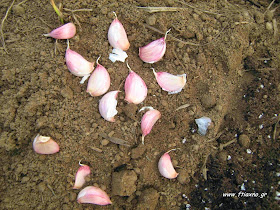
0,0,279,209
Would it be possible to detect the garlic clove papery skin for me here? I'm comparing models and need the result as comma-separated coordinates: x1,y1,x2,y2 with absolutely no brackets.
73,165,91,189
153,69,187,94
158,152,178,179
77,186,112,205
108,17,130,51
139,37,166,63
65,48,94,79
125,71,147,104
141,109,161,144
99,91,119,122
87,63,110,97
44,22,76,39
109,48,128,63
33,134,60,155
195,117,212,136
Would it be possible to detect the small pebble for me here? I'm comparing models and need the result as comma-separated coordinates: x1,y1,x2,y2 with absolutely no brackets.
101,139,110,146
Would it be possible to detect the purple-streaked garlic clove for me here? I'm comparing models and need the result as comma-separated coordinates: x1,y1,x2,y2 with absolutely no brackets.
33,134,59,155
73,163,91,189
124,64,147,104
140,107,161,144
108,12,130,51
195,117,212,136
139,29,170,63
77,186,112,206
99,90,119,122
65,40,94,84
87,57,110,97
158,149,178,179
43,22,76,39
153,68,187,94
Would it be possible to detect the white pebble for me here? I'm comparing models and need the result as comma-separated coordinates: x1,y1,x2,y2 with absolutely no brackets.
246,149,252,154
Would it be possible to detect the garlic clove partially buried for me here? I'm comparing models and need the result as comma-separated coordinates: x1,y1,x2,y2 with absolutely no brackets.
124,63,147,104
153,68,187,94
44,22,76,39
77,186,112,206
73,163,91,189
139,29,170,63
33,134,59,155
158,149,178,179
140,107,161,144
65,40,94,84
87,57,110,97
99,90,119,122
108,12,130,51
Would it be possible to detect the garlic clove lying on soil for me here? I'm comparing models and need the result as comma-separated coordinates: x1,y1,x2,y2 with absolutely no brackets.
124,64,147,104
33,134,59,155
108,12,130,51
140,107,161,144
73,164,91,189
158,150,178,179
87,57,110,97
65,41,94,84
43,22,76,39
195,117,212,136
153,68,187,94
77,186,112,205
99,90,119,122
139,29,170,63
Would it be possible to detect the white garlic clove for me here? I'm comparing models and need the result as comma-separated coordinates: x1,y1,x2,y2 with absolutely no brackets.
77,186,112,205
99,91,119,122
33,134,59,155
158,150,178,179
73,164,91,189
87,57,110,97
153,68,187,94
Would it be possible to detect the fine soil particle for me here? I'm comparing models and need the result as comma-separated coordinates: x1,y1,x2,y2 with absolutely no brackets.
0,0,279,209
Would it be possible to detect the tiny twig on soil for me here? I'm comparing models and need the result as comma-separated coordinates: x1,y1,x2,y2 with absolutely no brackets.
207,131,224,142
219,139,236,151
47,184,56,196
273,114,280,141
175,0,224,15
99,133,131,147
16,0,29,6
89,146,103,153
201,152,210,180
0,0,16,53
175,104,190,111
265,0,275,14
63,8,93,12
138,7,185,13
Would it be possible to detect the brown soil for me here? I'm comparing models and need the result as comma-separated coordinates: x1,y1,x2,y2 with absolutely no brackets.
0,0,279,209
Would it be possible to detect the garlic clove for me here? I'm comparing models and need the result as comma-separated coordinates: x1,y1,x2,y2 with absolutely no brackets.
99,90,119,122
77,186,112,205
73,164,91,189
108,12,130,51
195,117,212,136
44,22,76,39
33,134,59,155
153,69,187,94
139,29,170,63
140,107,161,144
124,65,147,104
109,48,128,63
65,43,94,81
87,57,110,97
158,150,178,179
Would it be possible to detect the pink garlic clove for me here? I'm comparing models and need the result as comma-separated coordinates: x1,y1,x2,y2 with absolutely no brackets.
139,29,170,63
44,22,76,39
33,134,60,155
158,150,178,179
77,186,112,205
153,68,187,94
99,90,119,122
140,107,161,144
124,64,147,104
73,164,91,189
87,57,110,97
108,12,130,51
65,41,94,83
